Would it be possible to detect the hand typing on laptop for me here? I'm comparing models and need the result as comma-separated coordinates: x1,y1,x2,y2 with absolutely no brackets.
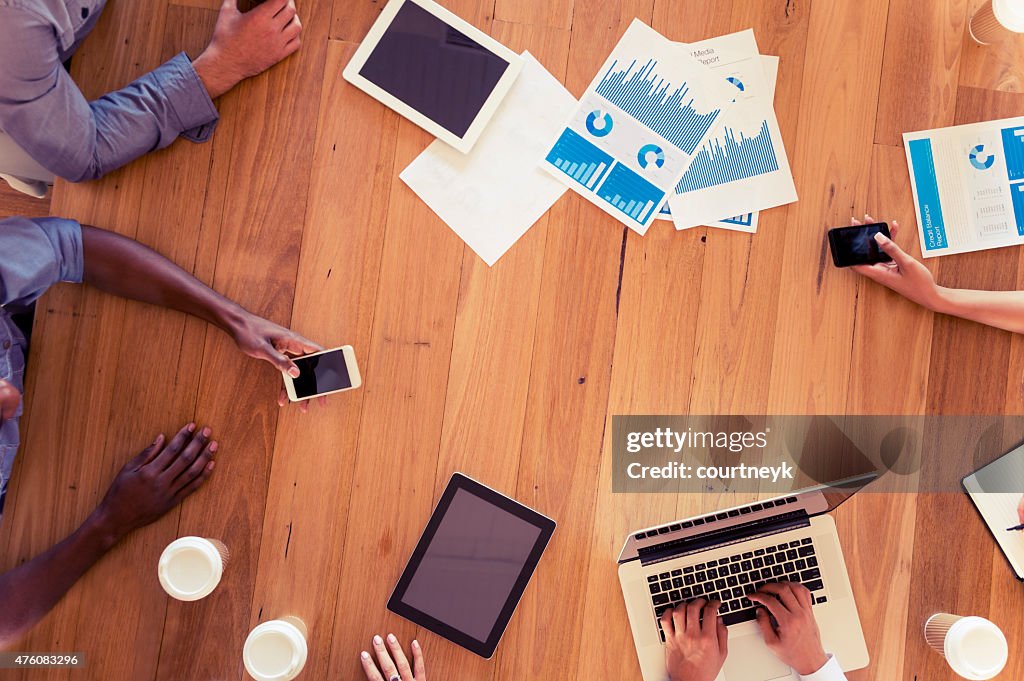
661,598,729,681
749,582,829,676
662,583,844,681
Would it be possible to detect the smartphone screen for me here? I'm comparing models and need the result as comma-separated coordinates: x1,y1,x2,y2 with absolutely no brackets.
828,223,893,267
291,350,352,399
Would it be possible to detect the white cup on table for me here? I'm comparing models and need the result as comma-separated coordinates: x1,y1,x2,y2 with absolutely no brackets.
243,617,309,681
158,536,229,602
924,613,1008,680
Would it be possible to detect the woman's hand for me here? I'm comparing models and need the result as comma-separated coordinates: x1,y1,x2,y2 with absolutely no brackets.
228,312,327,412
0,378,20,425
360,634,427,681
849,215,945,311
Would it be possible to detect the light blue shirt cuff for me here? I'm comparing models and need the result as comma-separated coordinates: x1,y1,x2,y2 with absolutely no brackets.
798,655,848,681
160,52,220,143
0,216,83,307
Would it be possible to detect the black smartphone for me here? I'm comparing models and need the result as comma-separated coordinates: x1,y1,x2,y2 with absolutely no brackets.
827,223,893,267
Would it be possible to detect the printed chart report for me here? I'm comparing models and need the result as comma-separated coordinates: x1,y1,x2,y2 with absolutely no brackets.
666,30,796,232
904,116,1024,257
541,19,735,233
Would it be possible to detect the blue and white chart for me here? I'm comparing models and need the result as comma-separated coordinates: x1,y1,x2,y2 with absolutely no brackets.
541,19,735,233
666,30,797,232
904,116,1024,257
656,52,778,233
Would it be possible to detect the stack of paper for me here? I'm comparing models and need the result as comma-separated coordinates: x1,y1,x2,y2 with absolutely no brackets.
403,20,798,265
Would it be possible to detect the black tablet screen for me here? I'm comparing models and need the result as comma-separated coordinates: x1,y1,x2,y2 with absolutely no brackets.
358,1,510,137
400,488,542,642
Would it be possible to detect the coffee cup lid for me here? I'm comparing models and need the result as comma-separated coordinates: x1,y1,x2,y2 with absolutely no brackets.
944,616,1009,680
158,537,223,601
243,620,308,681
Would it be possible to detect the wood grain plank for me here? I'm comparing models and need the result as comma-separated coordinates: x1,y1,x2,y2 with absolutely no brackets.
899,84,1024,681
494,3,653,681
572,220,706,681
321,118,465,679
839,143,931,681
652,0,734,43
152,0,334,675
874,0,967,146
245,38,399,681
44,8,226,681
959,0,1024,93
766,0,891,414
0,184,49,219
688,0,812,416
422,18,570,680
494,0,573,31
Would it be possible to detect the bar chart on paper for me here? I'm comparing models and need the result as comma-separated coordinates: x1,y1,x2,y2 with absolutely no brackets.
545,128,614,190
676,120,779,193
596,163,664,224
594,59,723,155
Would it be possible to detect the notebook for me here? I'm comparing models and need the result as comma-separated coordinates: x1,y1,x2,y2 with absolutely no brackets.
962,442,1024,581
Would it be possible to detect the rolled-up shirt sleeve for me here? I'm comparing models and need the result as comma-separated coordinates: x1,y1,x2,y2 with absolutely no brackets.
0,7,219,182
798,655,848,681
0,216,84,307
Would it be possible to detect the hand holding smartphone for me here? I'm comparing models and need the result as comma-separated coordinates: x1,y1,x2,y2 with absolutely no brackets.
828,222,893,267
282,345,362,402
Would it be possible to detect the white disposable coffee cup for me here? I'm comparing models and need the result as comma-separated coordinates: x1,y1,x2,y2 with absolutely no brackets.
158,536,229,601
924,614,1008,680
970,0,1024,44
243,617,309,681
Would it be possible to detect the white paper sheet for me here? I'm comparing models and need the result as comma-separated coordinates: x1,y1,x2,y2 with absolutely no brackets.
400,53,575,266
666,30,797,232
539,19,735,234
903,116,1024,258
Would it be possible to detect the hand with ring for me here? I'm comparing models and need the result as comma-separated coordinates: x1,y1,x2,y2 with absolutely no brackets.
360,633,427,681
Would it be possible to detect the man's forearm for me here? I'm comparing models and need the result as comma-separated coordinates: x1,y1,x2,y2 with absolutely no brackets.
933,287,1024,334
0,511,120,648
80,225,248,338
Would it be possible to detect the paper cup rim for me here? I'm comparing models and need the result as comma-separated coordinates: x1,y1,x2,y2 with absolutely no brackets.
158,536,224,601
943,616,1009,680
243,620,309,681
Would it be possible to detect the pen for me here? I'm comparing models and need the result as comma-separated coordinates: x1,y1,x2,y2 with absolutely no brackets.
1006,523,1024,532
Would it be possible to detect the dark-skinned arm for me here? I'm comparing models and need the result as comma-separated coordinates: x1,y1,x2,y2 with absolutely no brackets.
0,424,215,649
80,226,324,409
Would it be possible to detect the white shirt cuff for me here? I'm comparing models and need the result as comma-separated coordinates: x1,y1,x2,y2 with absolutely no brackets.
798,654,848,681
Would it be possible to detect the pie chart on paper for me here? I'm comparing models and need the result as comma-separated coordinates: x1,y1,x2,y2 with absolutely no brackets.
970,144,995,170
585,110,613,137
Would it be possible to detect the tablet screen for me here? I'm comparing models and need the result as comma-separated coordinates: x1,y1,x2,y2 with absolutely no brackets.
402,488,540,641
357,1,510,137
388,474,555,657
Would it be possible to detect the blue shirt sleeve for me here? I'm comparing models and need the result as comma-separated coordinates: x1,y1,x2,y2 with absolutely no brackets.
0,7,219,182
0,217,84,307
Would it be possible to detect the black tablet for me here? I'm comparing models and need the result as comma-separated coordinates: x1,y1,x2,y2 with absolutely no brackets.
387,473,556,658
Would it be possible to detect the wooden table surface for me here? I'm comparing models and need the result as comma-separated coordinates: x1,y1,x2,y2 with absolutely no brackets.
3,0,1024,679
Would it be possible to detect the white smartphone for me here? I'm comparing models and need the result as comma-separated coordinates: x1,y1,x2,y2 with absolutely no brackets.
282,346,362,402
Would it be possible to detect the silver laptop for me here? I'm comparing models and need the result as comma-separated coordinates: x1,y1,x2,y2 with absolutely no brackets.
617,475,873,681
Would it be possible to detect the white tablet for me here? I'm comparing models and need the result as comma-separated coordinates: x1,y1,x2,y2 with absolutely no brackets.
342,0,523,153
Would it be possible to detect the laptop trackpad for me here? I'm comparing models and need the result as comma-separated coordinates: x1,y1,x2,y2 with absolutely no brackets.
722,633,793,681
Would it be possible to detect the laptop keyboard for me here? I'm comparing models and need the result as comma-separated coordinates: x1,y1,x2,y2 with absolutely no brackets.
647,537,827,643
